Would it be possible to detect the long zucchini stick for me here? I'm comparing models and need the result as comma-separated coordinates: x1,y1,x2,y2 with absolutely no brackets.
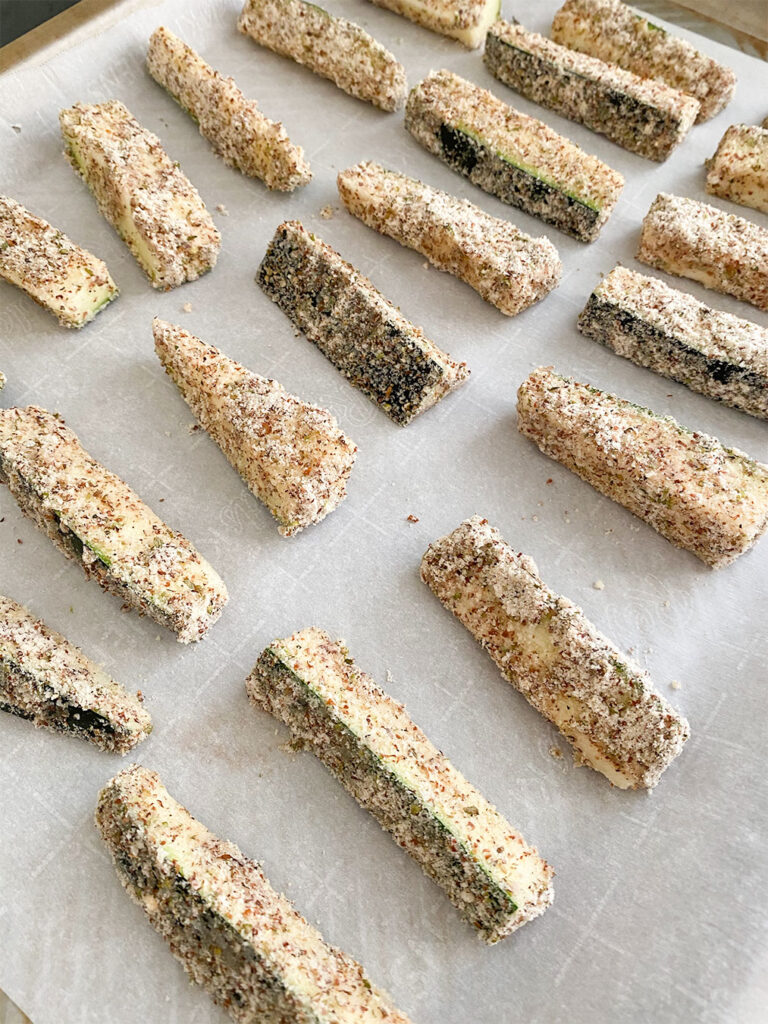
705,124,768,215
247,627,554,943
366,0,501,49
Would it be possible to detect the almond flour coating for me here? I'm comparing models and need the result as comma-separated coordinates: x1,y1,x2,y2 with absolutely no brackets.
637,193,768,313
147,27,311,191
96,764,412,1024
153,318,357,535
484,20,699,162
258,220,469,424
59,100,221,290
517,366,768,568
705,123,768,216
551,0,736,122
0,194,117,327
0,595,151,753
579,265,768,420
421,516,689,790
337,161,561,315
405,70,624,242
237,0,407,112
0,406,228,642
366,0,501,49
247,627,554,942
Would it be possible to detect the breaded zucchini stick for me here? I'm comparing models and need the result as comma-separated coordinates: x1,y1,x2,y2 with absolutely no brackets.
337,161,561,315
0,194,117,327
59,100,221,290
551,0,736,122
637,193,768,313
153,318,357,534
706,124,768,215
0,406,227,642
0,595,151,753
97,764,413,1024
517,366,768,568
579,266,768,420
247,627,554,942
405,70,624,242
258,220,469,424
421,517,689,790
147,27,310,191
484,20,699,162
367,0,501,49
237,0,407,112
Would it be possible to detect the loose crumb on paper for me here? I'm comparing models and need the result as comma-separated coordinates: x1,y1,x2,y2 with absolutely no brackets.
670,680,682,690
319,205,334,219
593,580,605,590
216,203,229,216
406,514,419,523
549,746,563,760
182,302,193,313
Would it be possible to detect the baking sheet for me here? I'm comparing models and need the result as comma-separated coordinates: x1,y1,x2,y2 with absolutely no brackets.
1,2,767,1021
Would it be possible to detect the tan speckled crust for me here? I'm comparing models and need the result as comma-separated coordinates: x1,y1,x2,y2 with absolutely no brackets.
706,124,768,215
637,193,768,313
0,194,117,327
367,0,501,49
237,0,407,112
153,319,356,535
0,407,227,642
147,27,311,191
485,20,699,162
551,0,736,122
421,516,689,790
405,69,624,241
97,765,413,1023
248,627,554,942
517,367,768,568
337,161,561,315
59,100,221,290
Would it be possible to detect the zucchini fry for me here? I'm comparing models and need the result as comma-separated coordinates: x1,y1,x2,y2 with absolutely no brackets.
705,124,768,215
367,0,501,49
517,366,768,568
247,627,554,943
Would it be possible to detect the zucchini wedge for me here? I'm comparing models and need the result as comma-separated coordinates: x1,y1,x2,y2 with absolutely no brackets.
59,100,221,290
337,161,561,316
405,70,624,242
517,366,768,568
237,0,407,112
484,20,699,162
578,265,768,420
247,627,554,943
0,595,151,753
96,764,412,1023
0,406,227,642
705,124,768,215
257,220,469,424
0,194,117,327
551,0,736,123
637,193,768,313
367,0,501,49
153,318,357,534
421,517,689,790
147,27,311,191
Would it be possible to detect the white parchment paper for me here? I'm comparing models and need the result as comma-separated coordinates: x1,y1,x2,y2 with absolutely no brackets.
1,2,767,1021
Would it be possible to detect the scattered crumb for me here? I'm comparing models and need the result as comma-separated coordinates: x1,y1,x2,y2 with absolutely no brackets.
187,423,200,433
546,478,553,485
319,205,334,219
136,690,144,702
549,745,563,760
216,203,229,216
604,528,613,535
406,514,419,523
422,261,430,269
11,124,21,134
663,600,671,608
159,497,165,502
182,302,193,313
386,669,394,684
593,580,605,590
670,680,682,690
532,515,539,522
16,538,22,544
564,517,571,524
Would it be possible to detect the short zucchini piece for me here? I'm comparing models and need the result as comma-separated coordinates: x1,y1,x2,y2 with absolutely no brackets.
517,366,768,568
422,517,690,790
0,194,118,327
96,764,413,1024
0,595,151,753
237,0,407,112
247,627,554,943
337,161,561,316
551,0,736,122
153,318,357,534
405,70,624,242
59,100,221,290
147,27,311,191
258,220,469,424
637,193,768,313
705,123,768,215
366,0,501,49
0,406,227,642
484,20,699,162
578,265,768,420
